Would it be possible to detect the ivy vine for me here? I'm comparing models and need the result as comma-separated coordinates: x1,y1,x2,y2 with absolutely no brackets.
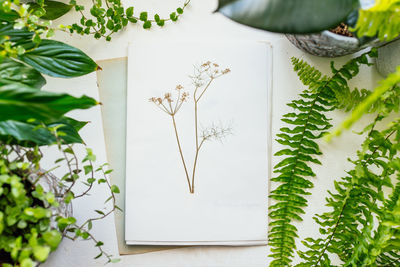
66,0,190,41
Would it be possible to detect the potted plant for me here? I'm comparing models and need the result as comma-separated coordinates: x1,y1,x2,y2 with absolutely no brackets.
0,2,121,265
217,0,382,57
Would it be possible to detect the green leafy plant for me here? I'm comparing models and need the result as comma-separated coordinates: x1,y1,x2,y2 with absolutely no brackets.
269,49,379,266
0,134,121,266
1,0,190,44
0,2,121,265
269,49,400,266
67,0,190,41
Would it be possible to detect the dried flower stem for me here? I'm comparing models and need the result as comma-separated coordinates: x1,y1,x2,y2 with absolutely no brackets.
171,115,192,192
150,62,231,194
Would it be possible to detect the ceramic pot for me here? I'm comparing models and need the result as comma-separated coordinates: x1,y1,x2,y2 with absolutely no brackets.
286,31,380,58
376,39,400,77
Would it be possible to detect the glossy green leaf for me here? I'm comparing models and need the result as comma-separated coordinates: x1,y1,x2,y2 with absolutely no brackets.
19,40,99,78
0,23,33,44
0,86,98,122
217,0,360,34
29,0,72,20
0,10,19,22
0,119,85,146
0,58,46,88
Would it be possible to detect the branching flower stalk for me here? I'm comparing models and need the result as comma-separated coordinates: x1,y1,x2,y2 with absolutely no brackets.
150,61,231,193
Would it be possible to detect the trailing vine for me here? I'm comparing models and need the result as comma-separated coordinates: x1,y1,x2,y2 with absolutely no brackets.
269,49,378,266
68,0,191,41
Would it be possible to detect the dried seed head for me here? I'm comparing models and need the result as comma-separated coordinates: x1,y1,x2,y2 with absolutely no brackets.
176,84,183,90
201,61,211,68
213,63,219,67
181,92,189,102
222,68,231,74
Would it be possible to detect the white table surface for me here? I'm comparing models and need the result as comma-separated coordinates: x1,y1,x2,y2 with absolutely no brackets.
37,1,383,266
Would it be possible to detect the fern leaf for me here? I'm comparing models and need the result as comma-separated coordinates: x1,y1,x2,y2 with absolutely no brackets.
298,118,400,266
353,0,400,41
269,51,376,266
329,65,400,140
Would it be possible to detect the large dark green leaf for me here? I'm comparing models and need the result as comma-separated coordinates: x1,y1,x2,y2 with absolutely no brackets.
0,58,46,88
19,40,99,78
29,0,72,20
0,119,84,146
0,10,19,22
0,86,98,122
217,0,360,34
0,23,33,44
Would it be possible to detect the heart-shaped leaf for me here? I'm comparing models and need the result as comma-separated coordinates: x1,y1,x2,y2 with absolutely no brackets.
0,85,98,122
29,0,72,20
217,0,360,34
0,58,46,89
19,40,99,78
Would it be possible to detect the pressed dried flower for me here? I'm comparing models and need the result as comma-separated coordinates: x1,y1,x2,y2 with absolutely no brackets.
149,61,231,193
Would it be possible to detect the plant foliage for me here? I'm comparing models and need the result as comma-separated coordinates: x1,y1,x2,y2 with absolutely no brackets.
269,49,381,266
0,137,121,266
297,116,400,266
217,0,359,34
353,0,400,41
67,0,190,41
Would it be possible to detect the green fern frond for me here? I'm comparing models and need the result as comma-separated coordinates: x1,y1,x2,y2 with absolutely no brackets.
329,65,400,140
269,51,377,266
345,151,400,266
354,0,400,41
298,118,400,266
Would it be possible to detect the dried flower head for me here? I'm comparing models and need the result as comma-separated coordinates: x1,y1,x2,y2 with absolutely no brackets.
176,84,184,90
222,68,231,74
149,97,157,103
201,61,211,68
164,93,173,103
181,92,189,102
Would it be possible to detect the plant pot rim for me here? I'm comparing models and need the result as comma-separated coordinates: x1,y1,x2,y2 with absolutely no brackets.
321,30,359,44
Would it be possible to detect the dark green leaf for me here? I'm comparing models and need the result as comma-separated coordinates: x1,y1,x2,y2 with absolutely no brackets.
0,23,33,44
29,0,72,20
217,0,359,34
0,58,46,88
139,12,147,21
0,10,19,22
126,7,134,17
0,86,98,122
19,39,99,78
143,21,151,29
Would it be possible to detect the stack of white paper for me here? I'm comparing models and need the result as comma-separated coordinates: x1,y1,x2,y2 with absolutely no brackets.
125,41,272,245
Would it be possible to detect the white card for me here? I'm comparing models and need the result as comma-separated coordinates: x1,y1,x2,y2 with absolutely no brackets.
125,41,272,245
